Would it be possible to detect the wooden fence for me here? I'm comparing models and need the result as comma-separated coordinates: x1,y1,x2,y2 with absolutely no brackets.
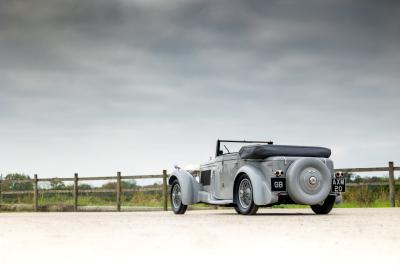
0,161,398,211
336,161,399,207
0,170,169,212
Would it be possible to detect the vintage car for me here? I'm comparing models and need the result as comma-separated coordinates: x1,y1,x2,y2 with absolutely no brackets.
169,140,345,215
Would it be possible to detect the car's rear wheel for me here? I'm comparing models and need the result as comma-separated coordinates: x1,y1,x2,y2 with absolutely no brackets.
234,174,258,215
310,195,335,215
171,180,187,214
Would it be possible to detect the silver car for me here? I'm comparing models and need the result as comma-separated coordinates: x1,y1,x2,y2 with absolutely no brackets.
169,139,345,215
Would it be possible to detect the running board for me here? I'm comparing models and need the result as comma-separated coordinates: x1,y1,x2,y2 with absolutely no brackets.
198,191,232,205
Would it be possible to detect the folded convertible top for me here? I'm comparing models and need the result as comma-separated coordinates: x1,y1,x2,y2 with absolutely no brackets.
239,145,331,159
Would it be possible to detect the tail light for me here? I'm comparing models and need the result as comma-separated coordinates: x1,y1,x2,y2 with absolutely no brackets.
335,172,344,178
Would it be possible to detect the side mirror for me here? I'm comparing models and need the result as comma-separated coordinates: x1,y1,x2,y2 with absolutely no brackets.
218,150,224,156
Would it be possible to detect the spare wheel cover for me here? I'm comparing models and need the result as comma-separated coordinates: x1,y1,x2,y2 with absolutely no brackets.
286,158,331,205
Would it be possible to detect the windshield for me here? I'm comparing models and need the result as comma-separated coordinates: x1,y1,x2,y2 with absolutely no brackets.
216,140,273,157
221,143,249,154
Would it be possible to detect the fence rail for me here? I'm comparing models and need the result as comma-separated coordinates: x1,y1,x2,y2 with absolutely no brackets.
336,161,397,207
0,187,162,195
0,161,398,211
0,170,169,212
335,167,400,172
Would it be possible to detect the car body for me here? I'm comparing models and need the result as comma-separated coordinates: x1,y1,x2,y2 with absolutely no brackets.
169,140,345,215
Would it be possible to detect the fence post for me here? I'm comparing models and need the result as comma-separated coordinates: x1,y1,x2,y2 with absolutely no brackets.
116,171,121,212
33,174,38,212
162,170,168,211
74,173,78,212
0,179,2,210
388,161,395,207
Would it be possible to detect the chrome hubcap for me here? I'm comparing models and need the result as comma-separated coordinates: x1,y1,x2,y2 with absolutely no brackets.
172,184,182,209
300,168,322,193
238,178,252,209
309,176,317,185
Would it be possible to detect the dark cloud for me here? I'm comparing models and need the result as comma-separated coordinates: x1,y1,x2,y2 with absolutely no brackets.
0,0,399,176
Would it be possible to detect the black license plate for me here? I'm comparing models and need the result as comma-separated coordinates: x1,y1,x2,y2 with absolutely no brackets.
271,178,286,191
332,178,346,192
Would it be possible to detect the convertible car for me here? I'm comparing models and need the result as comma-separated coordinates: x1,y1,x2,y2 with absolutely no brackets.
169,139,345,215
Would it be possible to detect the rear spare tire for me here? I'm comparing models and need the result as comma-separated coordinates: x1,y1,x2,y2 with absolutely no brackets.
286,158,331,205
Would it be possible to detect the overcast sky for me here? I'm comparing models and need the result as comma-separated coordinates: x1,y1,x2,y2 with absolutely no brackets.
0,0,399,178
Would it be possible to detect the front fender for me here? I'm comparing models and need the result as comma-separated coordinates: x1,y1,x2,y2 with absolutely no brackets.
169,169,200,205
235,165,272,205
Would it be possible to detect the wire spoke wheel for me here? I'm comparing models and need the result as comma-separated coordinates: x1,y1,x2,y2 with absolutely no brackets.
239,178,252,209
235,175,258,215
172,184,182,209
170,180,187,214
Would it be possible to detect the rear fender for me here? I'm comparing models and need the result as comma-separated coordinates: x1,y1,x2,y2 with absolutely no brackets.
169,169,200,205
234,165,272,205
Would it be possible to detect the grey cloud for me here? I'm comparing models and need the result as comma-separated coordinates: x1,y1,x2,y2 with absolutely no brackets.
0,0,399,176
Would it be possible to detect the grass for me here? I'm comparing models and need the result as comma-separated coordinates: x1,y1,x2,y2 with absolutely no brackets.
0,192,213,209
335,200,393,208
272,204,308,209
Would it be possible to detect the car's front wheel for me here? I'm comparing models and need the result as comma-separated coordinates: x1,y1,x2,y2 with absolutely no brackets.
310,195,335,215
171,180,187,214
234,174,259,215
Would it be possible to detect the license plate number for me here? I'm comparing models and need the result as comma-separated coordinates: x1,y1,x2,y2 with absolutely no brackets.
271,178,286,191
332,178,346,192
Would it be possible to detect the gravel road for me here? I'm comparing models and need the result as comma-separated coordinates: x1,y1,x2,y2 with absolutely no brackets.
1,208,399,267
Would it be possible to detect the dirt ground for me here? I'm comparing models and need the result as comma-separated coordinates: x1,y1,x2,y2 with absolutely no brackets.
0,208,399,267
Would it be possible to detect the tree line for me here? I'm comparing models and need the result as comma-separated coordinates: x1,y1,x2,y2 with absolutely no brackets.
0,173,140,191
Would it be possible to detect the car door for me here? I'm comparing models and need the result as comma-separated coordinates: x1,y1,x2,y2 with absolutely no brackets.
210,157,223,199
214,153,239,199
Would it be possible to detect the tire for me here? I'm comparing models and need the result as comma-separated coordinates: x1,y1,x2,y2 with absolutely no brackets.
234,174,259,215
311,195,335,215
233,205,241,214
170,180,187,214
286,158,331,205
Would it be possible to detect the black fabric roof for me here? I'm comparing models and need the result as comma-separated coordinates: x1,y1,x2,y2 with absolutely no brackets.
239,145,331,159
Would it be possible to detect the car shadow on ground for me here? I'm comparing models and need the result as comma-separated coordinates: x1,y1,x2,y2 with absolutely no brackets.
252,212,315,216
210,210,316,216
253,212,315,216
